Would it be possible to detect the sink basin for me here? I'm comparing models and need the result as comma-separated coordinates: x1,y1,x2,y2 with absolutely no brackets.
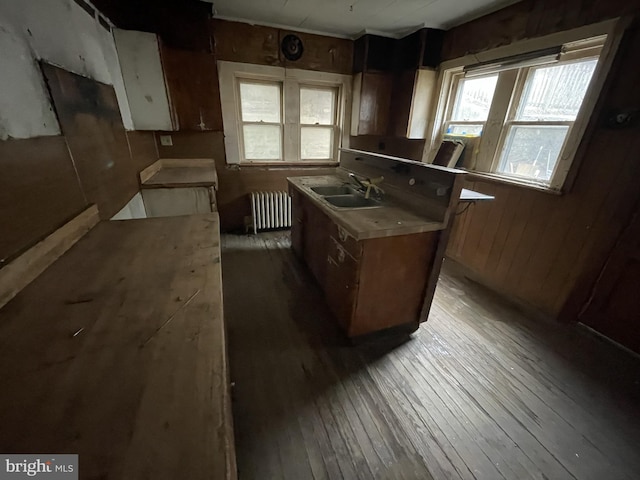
310,185,357,196
324,194,381,209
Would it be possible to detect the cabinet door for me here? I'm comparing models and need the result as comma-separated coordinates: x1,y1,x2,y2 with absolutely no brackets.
326,239,359,330
351,72,393,136
114,29,174,130
303,200,331,286
290,189,305,257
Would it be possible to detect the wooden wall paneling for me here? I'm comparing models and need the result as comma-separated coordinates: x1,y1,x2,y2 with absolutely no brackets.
279,30,353,74
556,130,640,315
126,131,159,174
161,46,223,131
517,193,581,306
446,182,476,258
212,19,280,66
0,136,87,264
441,1,531,60
489,191,537,287
42,63,138,220
458,187,498,270
481,185,524,275
501,193,557,298
466,184,504,271
542,130,633,313
440,0,640,318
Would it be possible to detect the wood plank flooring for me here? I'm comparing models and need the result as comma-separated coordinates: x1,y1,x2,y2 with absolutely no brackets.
222,232,640,480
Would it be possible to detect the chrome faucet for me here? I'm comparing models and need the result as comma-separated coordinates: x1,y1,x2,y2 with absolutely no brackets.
349,173,385,199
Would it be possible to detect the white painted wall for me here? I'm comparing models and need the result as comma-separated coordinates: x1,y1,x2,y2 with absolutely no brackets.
114,29,174,131
0,20,60,139
0,0,135,138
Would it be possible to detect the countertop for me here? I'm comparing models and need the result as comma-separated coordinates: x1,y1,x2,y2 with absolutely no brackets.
288,175,446,240
0,214,235,480
142,166,217,189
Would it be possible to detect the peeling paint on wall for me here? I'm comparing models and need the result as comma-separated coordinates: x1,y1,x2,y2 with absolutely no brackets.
0,0,135,137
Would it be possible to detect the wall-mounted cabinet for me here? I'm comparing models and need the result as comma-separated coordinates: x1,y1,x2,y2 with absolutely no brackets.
114,29,175,131
350,72,394,136
350,28,444,139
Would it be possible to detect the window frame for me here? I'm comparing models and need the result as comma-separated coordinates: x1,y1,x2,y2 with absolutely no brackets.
299,85,340,161
424,18,627,193
218,61,352,166
237,78,284,162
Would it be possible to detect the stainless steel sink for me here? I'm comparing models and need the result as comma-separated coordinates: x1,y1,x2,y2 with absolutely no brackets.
310,185,358,196
324,194,382,209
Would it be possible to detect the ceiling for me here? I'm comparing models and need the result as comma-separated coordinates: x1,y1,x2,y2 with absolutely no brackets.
209,0,519,38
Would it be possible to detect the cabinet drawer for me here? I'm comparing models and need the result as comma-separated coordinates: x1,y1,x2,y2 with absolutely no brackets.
329,223,362,260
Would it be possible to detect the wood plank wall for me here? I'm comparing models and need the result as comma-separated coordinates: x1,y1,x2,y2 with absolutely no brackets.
442,0,640,320
154,19,354,231
0,65,158,266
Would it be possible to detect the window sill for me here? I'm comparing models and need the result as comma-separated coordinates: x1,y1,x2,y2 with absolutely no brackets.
226,161,339,170
464,170,564,195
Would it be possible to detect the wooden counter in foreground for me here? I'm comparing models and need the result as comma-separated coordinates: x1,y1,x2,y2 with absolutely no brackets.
0,214,236,480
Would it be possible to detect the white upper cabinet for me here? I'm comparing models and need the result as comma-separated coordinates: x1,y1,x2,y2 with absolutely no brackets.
114,29,174,131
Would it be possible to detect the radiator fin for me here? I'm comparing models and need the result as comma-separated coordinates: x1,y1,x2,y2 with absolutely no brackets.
250,191,292,234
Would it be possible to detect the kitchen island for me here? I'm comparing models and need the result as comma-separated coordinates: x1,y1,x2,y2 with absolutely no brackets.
288,148,467,338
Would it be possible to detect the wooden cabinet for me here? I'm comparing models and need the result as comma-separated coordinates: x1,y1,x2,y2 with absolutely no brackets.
351,72,394,136
291,189,440,337
326,238,359,330
350,28,443,139
291,187,332,285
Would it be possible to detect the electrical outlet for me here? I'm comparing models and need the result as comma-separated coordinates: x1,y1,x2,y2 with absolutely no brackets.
160,135,173,146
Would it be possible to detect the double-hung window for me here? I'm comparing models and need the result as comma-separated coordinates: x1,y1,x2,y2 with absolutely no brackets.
300,86,338,161
495,57,599,182
430,20,623,191
238,80,283,161
218,61,351,165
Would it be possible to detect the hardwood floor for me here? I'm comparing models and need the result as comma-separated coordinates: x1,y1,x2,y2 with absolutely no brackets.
221,232,640,480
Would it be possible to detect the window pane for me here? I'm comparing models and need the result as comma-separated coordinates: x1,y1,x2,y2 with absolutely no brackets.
497,125,569,182
243,124,281,160
451,75,498,122
300,87,336,125
517,59,598,121
239,81,281,122
447,124,483,135
301,127,333,159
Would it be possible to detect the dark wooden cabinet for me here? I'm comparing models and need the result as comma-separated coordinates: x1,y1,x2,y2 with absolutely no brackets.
351,28,443,139
325,238,359,330
290,188,440,337
351,72,394,136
